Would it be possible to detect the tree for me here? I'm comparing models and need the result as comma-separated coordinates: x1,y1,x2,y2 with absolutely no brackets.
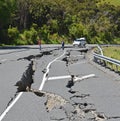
15,0,31,30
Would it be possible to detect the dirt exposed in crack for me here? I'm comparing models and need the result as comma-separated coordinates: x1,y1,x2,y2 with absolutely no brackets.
45,93,68,112
90,111,120,121
15,48,63,92
57,49,112,120
15,48,60,91
4,48,94,121
62,56,78,66
62,49,87,67
42,50,52,55
15,48,58,92
15,60,35,92
77,48,88,54
63,58,120,120
28,88,96,120
14,48,72,115
11,48,120,121
32,49,120,121
6,93,18,108
17,49,55,61
66,75,74,88
70,94,90,100
17,54,36,61
29,89,68,112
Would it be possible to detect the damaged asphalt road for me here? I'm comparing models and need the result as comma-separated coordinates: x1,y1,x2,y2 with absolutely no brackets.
0,45,120,121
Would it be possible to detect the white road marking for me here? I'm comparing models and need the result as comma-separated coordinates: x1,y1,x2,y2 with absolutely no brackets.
1,59,7,62
48,75,71,80
39,51,66,90
47,74,95,82
0,92,23,121
74,74,95,82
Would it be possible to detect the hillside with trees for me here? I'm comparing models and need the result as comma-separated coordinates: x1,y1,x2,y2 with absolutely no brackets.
0,0,120,45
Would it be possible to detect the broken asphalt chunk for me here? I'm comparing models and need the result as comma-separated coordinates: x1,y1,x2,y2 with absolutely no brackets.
30,89,45,97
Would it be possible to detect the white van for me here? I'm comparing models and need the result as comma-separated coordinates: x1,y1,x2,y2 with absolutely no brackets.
73,37,86,47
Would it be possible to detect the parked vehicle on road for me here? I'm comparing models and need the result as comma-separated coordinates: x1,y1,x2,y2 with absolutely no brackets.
73,37,86,47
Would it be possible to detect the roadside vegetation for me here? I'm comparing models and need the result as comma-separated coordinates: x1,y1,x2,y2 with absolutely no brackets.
102,46,120,60
94,46,120,72
103,46,120,71
100,0,120,6
0,0,120,45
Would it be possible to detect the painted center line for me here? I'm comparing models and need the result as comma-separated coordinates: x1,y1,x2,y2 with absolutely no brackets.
0,92,23,121
39,51,66,90
48,75,71,80
48,74,95,81
74,74,95,82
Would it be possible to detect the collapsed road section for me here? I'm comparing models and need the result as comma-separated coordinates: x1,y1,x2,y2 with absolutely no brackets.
15,60,35,92
1,46,120,121
27,48,96,121
27,48,98,121
30,48,120,121
0,48,61,121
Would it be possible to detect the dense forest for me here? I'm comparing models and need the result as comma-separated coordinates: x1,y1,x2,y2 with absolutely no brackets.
0,0,120,45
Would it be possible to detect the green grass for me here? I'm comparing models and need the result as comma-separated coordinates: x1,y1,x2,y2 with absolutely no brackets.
102,46,120,60
102,46,120,71
94,46,120,71
101,0,120,6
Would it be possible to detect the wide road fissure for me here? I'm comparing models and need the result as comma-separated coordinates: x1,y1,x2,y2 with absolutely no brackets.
0,46,65,121
0,45,120,121
39,50,66,91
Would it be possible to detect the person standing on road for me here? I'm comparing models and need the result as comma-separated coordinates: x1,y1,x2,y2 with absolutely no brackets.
38,39,41,50
61,41,64,50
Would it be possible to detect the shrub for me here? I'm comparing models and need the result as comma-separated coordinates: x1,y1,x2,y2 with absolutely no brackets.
8,27,19,44
19,27,38,45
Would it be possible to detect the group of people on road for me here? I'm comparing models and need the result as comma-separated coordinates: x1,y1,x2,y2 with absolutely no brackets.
37,39,65,50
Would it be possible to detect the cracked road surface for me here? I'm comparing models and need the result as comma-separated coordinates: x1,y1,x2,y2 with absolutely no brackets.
0,45,120,121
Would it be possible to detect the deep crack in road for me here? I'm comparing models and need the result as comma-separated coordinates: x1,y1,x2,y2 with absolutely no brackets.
0,45,120,121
